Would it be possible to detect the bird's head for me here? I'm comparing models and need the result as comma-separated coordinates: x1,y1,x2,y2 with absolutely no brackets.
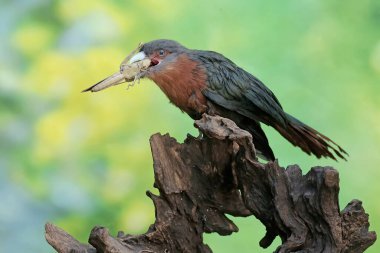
83,39,195,92
130,39,188,73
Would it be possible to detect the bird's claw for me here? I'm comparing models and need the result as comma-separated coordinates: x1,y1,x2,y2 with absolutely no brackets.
197,129,204,139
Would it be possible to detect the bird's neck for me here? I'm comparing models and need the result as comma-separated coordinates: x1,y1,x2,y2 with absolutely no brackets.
147,54,208,118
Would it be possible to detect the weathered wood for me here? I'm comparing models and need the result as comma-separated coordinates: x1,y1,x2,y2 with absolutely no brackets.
45,114,376,253
45,223,96,253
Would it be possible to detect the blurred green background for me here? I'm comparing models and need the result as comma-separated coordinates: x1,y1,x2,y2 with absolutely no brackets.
1,0,379,252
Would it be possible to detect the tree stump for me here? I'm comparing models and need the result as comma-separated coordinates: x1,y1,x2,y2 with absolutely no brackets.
45,114,376,253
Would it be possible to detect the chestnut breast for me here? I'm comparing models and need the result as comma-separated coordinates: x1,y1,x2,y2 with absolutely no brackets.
147,54,208,118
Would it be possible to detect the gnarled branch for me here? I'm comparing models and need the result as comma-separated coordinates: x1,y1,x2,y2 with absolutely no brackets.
45,114,376,253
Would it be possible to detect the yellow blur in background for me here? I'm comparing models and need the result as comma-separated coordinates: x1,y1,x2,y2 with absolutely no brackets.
0,0,379,252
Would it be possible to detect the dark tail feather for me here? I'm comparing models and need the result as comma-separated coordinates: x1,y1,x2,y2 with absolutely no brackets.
275,113,348,161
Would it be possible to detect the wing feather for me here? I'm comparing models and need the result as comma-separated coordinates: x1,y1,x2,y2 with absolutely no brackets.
195,51,287,127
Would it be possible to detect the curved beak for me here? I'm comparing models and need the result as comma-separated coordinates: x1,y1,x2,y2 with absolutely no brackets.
82,72,128,92
82,43,149,93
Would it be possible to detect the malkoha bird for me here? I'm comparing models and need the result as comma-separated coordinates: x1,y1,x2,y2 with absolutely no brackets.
84,39,347,161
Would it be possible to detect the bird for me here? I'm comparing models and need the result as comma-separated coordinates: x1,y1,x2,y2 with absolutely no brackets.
84,39,347,161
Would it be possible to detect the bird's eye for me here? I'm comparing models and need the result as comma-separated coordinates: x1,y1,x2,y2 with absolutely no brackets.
159,50,165,56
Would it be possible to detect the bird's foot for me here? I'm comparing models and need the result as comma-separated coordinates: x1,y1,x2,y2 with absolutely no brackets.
197,129,203,139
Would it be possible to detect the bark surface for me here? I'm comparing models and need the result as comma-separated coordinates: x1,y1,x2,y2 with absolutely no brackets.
45,114,376,253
